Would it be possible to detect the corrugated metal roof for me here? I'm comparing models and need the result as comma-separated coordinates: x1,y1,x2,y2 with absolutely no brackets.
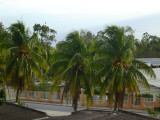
136,58,160,65
144,68,160,87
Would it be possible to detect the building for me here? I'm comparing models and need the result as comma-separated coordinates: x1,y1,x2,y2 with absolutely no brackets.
137,58,160,100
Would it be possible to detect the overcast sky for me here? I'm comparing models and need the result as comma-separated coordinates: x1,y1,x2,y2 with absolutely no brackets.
1,0,160,44
1,0,160,17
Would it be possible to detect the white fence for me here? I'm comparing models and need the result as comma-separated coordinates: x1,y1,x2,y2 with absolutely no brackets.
4,88,61,102
144,98,154,107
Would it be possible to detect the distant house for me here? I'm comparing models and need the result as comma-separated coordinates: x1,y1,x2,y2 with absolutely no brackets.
137,58,160,100
137,58,160,68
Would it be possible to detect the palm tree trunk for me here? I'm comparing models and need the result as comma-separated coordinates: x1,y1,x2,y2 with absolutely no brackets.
114,90,118,112
47,50,50,65
72,90,81,112
118,87,125,108
16,88,19,102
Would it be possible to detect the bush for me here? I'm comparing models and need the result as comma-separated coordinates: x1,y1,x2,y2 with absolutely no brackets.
147,107,159,117
92,87,101,95
0,79,3,84
154,107,160,112
17,98,25,106
32,83,52,92
139,93,153,98
0,89,6,106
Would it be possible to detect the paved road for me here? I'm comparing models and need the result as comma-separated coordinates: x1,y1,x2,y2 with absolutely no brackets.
22,101,160,119
23,101,86,116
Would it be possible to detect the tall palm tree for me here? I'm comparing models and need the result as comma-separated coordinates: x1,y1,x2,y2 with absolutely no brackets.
0,23,10,85
91,25,156,111
49,31,95,111
1,21,47,102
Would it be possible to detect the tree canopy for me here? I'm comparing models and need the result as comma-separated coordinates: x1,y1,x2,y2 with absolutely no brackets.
0,21,157,111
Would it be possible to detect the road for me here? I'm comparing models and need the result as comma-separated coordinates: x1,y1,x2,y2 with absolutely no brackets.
23,101,160,119
23,101,86,116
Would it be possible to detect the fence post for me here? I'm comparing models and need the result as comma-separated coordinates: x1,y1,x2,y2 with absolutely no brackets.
155,98,159,108
140,97,145,108
60,88,63,104
48,92,52,102
26,91,30,100
81,89,84,106
37,91,41,101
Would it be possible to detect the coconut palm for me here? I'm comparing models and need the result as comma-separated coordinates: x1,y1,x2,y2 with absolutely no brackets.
91,25,156,111
49,31,95,111
0,22,10,84
1,21,47,102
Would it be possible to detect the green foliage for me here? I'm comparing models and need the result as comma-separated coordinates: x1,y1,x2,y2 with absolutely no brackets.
156,94,160,99
91,25,156,111
0,22,11,84
49,30,95,111
33,23,56,66
32,83,51,92
17,98,25,106
93,87,101,95
147,107,159,117
0,89,6,106
136,32,160,58
139,93,153,98
154,107,160,112
0,79,3,84
0,21,48,95
33,23,56,44
0,21,158,112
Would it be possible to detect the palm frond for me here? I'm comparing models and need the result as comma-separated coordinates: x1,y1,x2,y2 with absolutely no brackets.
30,51,48,70
133,60,156,79
130,65,150,90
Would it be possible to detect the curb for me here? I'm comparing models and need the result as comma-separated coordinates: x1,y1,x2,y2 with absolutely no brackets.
22,100,87,108
6,102,47,116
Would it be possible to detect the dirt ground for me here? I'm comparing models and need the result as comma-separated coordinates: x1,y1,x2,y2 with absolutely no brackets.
0,103,47,120
47,110,154,120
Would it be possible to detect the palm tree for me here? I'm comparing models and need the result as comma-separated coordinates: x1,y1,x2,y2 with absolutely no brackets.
0,22,10,85
49,31,95,111
1,21,47,102
91,25,156,111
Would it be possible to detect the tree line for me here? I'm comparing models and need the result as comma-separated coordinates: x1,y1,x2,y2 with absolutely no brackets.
136,32,160,58
0,21,156,111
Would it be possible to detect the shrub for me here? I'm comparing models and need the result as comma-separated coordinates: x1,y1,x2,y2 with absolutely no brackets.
32,83,52,92
139,93,153,98
154,107,160,112
17,98,25,106
0,89,6,106
147,107,159,117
